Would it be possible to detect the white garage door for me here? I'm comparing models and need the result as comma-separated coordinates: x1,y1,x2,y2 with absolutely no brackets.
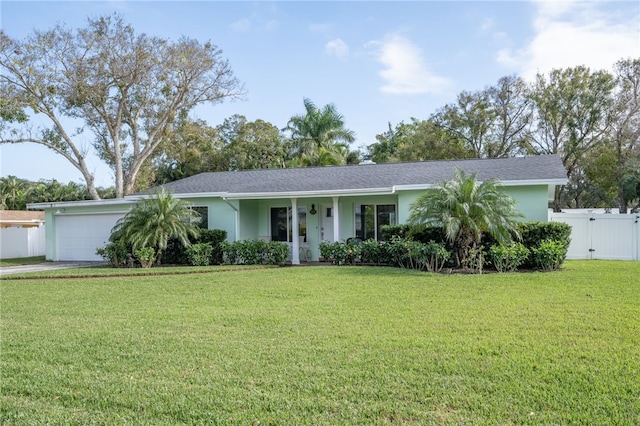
55,213,125,261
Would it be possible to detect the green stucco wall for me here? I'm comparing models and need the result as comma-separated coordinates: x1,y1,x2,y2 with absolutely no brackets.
397,185,551,224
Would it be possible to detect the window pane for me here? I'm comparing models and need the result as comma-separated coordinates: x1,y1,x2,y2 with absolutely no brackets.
270,207,288,242
191,206,208,229
355,204,375,240
376,205,396,238
297,206,307,242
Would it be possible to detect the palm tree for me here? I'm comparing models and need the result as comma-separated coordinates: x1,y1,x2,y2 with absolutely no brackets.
284,98,356,166
0,176,28,210
111,189,201,264
408,169,523,267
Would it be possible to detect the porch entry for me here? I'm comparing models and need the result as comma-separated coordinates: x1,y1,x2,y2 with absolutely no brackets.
320,204,334,242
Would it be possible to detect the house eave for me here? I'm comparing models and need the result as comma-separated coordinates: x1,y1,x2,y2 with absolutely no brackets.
28,198,139,210
224,187,395,200
137,192,229,200
393,178,567,192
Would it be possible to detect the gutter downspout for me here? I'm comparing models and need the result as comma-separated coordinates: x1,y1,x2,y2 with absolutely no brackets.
222,197,239,242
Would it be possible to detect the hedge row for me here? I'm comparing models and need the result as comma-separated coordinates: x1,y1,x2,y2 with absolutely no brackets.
323,221,572,273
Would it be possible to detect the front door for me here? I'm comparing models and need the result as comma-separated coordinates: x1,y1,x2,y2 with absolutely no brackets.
320,204,334,242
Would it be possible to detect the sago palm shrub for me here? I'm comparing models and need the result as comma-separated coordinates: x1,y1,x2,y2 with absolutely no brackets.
110,189,201,265
408,169,523,269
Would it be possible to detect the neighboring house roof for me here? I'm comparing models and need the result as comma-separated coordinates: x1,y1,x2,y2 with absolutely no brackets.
0,210,45,227
151,155,567,199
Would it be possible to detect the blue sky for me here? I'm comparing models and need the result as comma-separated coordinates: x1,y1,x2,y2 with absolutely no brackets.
1,0,639,187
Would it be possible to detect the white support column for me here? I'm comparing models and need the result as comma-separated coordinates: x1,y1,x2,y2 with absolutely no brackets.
332,196,340,242
291,198,300,265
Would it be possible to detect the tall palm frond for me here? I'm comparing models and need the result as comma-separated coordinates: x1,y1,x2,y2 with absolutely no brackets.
111,188,201,263
284,98,355,165
408,169,523,266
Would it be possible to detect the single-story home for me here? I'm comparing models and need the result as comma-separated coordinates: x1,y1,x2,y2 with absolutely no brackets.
29,155,568,263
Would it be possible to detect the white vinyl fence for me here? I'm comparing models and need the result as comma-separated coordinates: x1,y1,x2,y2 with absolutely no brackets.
550,212,640,260
0,226,46,259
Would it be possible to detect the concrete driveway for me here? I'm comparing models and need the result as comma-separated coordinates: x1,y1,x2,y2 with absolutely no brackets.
0,261,105,277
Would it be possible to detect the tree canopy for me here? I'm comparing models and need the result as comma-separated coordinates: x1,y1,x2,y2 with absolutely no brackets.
0,14,244,199
284,98,356,166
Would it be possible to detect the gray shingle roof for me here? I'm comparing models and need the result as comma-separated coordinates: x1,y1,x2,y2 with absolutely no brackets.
152,155,567,197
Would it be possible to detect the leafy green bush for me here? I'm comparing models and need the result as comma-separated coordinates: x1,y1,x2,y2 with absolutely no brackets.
96,242,128,268
489,243,530,273
359,239,387,265
162,238,190,265
222,240,289,266
423,241,451,272
162,229,227,265
519,222,572,248
533,239,568,271
518,222,571,269
387,237,428,270
319,241,341,264
379,224,411,241
197,229,227,265
135,247,156,268
186,243,213,266
407,225,447,245
318,240,361,265
265,241,289,266
462,246,486,274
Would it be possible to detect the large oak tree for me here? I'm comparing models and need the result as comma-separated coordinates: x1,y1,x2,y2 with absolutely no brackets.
0,14,244,198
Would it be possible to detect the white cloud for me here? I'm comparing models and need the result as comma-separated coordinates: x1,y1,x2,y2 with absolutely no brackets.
325,38,349,59
230,17,278,33
498,1,640,79
230,18,251,32
480,17,494,32
367,34,450,95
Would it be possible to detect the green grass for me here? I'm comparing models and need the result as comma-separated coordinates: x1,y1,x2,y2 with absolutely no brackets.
2,261,639,425
1,264,274,280
0,256,46,267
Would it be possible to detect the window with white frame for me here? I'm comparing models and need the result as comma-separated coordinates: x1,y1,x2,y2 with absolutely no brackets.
354,204,396,240
270,206,307,242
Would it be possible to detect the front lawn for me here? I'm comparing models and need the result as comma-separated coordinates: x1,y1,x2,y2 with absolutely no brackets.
2,261,639,424
0,256,46,267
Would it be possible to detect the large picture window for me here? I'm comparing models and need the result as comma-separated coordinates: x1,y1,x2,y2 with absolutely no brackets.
354,204,396,241
270,206,307,242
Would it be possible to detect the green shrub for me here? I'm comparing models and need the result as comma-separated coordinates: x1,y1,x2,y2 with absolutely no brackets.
407,225,447,245
423,241,451,272
236,240,264,265
379,224,411,241
265,241,289,266
96,242,128,268
135,247,156,268
162,229,227,265
519,221,572,248
220,241,237,264
462,246,486,274
360,239,386,265
162,238,190,265
318,240,361,265
197,229,227,265
387,237,428,270
489,243,530,272
319,241,341,264
222,240,289,266
519,221,571,267
533,239,568,271
186,243,213,266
